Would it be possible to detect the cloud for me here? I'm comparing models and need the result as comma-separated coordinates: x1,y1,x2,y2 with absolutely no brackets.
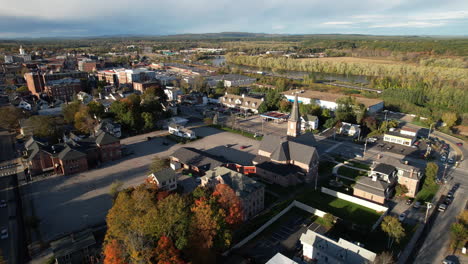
0,0,466,37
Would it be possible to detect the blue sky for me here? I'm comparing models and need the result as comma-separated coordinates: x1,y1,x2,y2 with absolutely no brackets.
0,0,467,38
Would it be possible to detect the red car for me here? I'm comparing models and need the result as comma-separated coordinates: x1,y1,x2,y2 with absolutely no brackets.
240,146,248,149
456,142,463,146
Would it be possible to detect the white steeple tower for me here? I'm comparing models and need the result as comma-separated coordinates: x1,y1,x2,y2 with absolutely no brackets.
19,45,25,55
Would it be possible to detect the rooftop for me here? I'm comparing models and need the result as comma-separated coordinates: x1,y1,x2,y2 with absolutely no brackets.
202,166,264,198
282,89,383,108
384,131,415,140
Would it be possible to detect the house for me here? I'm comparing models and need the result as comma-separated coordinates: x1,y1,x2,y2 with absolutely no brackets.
50,229,97,264
253,95,319,187
301,114,319,131
219,93,264,114
147,168,178,191
170,147,227,175
266,253,298,264
300,229,376,264
24,131,121,176
383,130,415,146
76,91,93,105
201,166,264,220
164,86,183,101
340,122,361,137
353,163,397,204
94,119,122,138
282,89,384,113
373,155,423,198
168,123,196,139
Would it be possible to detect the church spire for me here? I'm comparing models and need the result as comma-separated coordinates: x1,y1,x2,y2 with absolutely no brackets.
287,93,301,137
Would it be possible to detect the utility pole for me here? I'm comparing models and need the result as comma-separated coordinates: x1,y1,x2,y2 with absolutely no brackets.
427,123,434,140
425,203,433,223
363,138,368,156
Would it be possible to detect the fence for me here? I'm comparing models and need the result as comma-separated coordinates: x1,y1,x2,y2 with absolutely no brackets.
321,187,388,212
224,200,327,255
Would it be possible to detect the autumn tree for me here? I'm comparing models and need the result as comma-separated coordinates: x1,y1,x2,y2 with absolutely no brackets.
0,106,27,130
62,101,81,123
381,216,405,248
441,112,457,128
213,184,243,226
103,239,126,264
395,184,409,197
74,105,96,134
154,236,185,264
374,251,395,264
279,100,292,113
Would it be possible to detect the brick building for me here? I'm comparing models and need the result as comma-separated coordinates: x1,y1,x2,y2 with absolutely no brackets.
44,78,82,101
133,80,160,92
24,71,88,96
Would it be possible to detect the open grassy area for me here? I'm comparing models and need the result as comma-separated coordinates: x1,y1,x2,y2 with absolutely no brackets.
254,178,297,196
295,189,381,226
209,124,262,140
337,166,368,180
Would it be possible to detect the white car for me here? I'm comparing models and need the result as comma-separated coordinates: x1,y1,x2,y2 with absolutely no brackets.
0,228,8,239
438,204,447,212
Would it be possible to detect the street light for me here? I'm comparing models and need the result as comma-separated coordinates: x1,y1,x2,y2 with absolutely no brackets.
363,138,368,156
425,203,433,223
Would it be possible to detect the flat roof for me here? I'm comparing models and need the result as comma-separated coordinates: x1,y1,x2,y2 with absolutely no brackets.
260,111,290,120
282,89,383,108
384,131,415,140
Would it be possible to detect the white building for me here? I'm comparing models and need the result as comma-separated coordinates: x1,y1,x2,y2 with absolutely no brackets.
383,130,416,146
340,122,361,137
400,126,420,137
300,229,376,264
164,86,183,101
282,89,384,113
147,168,178,191
301,115,319,130
266,253,297,264
168,124,196,139
219,93,264,114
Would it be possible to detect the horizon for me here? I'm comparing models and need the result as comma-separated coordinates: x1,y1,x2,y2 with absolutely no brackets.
1,0,467,38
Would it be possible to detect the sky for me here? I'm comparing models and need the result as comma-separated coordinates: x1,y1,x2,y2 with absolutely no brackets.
0,0,467,38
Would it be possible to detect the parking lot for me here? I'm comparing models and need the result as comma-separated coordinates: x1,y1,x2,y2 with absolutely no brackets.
236,208,326,263
24,126,260,242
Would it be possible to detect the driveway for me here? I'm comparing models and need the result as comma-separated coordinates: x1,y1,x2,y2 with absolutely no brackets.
24,126,260,242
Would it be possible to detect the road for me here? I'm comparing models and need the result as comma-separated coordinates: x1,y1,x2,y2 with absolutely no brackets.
414,167,468,264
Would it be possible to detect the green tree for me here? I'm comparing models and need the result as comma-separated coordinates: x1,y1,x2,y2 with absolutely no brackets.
450,222,467,250
141,112,154,131
62,101,81,123
279,100,292,113
24,116,64,141
441,112,457,128
0,106,27,129
215,81,224,90
87,101,105,119
425,162,439,186
257,102,268,114
395,184,409,197
16,86,29,93
381,216,405,248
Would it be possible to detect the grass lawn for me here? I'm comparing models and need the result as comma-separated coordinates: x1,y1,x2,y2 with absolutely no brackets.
255,178,297,196
295,189,381,226
209,124,262,140
337,166,368,180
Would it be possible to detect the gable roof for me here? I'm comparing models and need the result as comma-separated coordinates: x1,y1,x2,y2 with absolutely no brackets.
373,163,396,175
95,130,119,145
202,167,264,198
150,168,177,183
57,146,87,161
171,147,226,171
258,133,318,166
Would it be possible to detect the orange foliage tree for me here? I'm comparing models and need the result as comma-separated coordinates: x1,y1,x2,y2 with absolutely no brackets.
213,184,243,226
190,198,221,250
154,236,185,264
103,240,126,264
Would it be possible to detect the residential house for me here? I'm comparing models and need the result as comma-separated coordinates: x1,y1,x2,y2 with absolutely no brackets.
219,93,264,114
301,114,319,131
201,166,265,220
282,89,384,113
300,229,376,264
24,131,121,176
373,155,423,198
94,119,122,138
253,95,319,187
50,229,97,264
340,122,361,137
353,163,397,204
170,147,226,175
76,91,93,105
168,123,196,139
147,168,178,191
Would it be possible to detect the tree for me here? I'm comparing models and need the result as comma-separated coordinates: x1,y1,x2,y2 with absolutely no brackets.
363,116,378,131
381,216,405,248
103,240,126,264
16,86,29,93
74,106,96,134
374,251,395,264
257,102,268,114
215,81,224,90
109,180,124,200
154,236,185,264
395,184,409,197
279,100,292,113
213,184,243,226
88,101,105,119
441,112,457,128
335,96,356,123
62,101,81,123
24,116,64,141
425,162,439,186
149,156,169,174
190,198,222,250
204,117,213,126
450,222,467,250
141,112,154,131
0,106,27,130
321,213,335,229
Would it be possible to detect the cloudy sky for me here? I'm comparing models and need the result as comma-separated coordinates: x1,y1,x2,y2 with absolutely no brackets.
0,0,467,38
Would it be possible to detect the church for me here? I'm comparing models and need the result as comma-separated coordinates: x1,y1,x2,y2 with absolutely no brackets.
253,94,320,187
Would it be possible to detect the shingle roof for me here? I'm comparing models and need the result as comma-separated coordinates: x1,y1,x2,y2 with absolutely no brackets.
171,147,226,171
258,133,318,166
57,146,87,160
95,130,119,145
202,167,264,198
151,168,177,183
373,163,396,175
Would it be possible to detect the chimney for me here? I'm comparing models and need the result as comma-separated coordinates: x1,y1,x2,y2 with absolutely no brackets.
410,169,414,178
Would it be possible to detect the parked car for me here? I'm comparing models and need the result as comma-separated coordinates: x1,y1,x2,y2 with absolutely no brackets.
398,213,406,222
240,145,248,149
413,201,421,209
447,191,454,198
456,142,463,146
448,158,454,164
452,183,460,191
406,198,414,205
0,228,7,239
386,145,393,150
441,156,446,163
414,141,420,146
438,204,447,212
367,137,377,143
0,200,6,208
444,197,452,205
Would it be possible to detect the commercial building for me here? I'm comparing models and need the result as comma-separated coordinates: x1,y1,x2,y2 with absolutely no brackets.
282,89,384,113
24,71,88,96
201,166,265,220
78,59,97,73
383,129,416,146
219,93,264,113
300,229,376,264
44,78,82,101
133,80,160,92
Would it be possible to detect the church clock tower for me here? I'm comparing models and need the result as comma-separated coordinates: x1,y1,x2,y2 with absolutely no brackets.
287,94,301,137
